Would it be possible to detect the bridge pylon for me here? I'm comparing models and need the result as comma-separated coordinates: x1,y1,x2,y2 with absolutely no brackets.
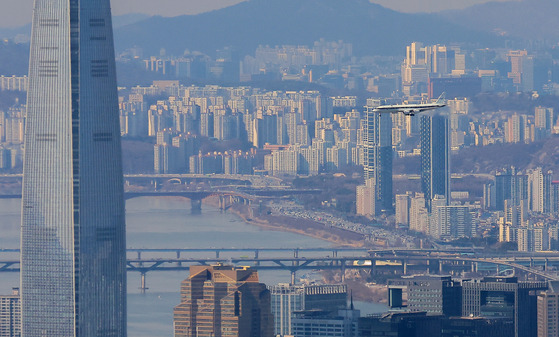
191,198,202,213
140,272,149,293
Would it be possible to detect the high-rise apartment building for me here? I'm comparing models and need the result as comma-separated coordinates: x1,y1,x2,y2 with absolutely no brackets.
395,193,411,225
0,288,20,337
409,193,429,234
364,102,393,214
420,114,450,211
493,167,529,211
527,167,553,214
401,42,457,95
432,205,473,240
174,265,273,337
535,107,555,132
269,283,347,336
507,50,538,91
504,114,528,143
21,0,127,335
356,179,376,216
0,76,28,92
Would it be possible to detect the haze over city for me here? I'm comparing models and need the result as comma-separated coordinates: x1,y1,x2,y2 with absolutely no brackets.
0,0,516,27
2,0,559,336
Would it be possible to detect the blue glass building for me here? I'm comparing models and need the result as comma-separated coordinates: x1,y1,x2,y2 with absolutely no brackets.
420,114,450,211
21,0,126,335
364,103,393,214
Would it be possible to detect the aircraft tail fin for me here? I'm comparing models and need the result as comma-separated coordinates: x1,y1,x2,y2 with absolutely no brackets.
436,92,446,105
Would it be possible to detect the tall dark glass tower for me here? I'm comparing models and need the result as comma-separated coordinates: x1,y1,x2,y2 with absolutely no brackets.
364,105,393,214
21,0,126,335
420,114,450,211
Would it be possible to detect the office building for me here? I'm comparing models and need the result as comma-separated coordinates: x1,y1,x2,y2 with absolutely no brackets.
269,283,347,336
359,312,513,337
174,265,273,337
0,288,20,337
420,114,450,211
291,308,359,337
359,312,443,337
388,275,462,316
440,317,514,337
538,281,559,337
462,276,547,337
21,0,127,335
364,102,393,214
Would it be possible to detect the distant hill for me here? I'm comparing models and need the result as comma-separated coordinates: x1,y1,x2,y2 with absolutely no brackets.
440,0,559,41
112,13,151,29
0,42,29,75
451,136,559,178
393,136,559,181
0,25,30,41
0,14,149,40
114,0,502,57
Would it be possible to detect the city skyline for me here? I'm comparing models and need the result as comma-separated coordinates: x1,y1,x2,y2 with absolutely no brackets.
21,0,127,334
0,0,558,334
0,0,516,28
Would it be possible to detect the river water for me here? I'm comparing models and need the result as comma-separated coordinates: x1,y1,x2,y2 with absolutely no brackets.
0,197,388,336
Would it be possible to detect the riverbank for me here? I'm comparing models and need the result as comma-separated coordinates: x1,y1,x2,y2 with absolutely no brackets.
202,196,371,248
322,269,387,304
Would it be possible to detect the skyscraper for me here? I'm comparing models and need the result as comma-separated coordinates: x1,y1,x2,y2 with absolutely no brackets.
269,283,347,336
364,102,393,213
174,265,273,337
420,114,450,211
21,0,126,335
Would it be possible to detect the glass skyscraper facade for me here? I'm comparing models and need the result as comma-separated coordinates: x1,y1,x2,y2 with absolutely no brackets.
364,105,393,214
21,0,126,335
420,114,450,211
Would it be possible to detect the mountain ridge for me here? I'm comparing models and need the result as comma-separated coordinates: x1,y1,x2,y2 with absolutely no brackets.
114,0,502,57
439,0,559,40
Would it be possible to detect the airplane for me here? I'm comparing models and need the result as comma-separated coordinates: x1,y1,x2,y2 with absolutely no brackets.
374,93,446,116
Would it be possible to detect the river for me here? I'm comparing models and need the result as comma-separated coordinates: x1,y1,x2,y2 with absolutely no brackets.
0,197,388,336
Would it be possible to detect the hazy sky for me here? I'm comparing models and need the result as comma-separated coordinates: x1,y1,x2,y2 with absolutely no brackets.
0,0,516,28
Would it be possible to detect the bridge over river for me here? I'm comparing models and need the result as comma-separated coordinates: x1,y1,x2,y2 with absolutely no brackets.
0,248,558,292
0,187,321,211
